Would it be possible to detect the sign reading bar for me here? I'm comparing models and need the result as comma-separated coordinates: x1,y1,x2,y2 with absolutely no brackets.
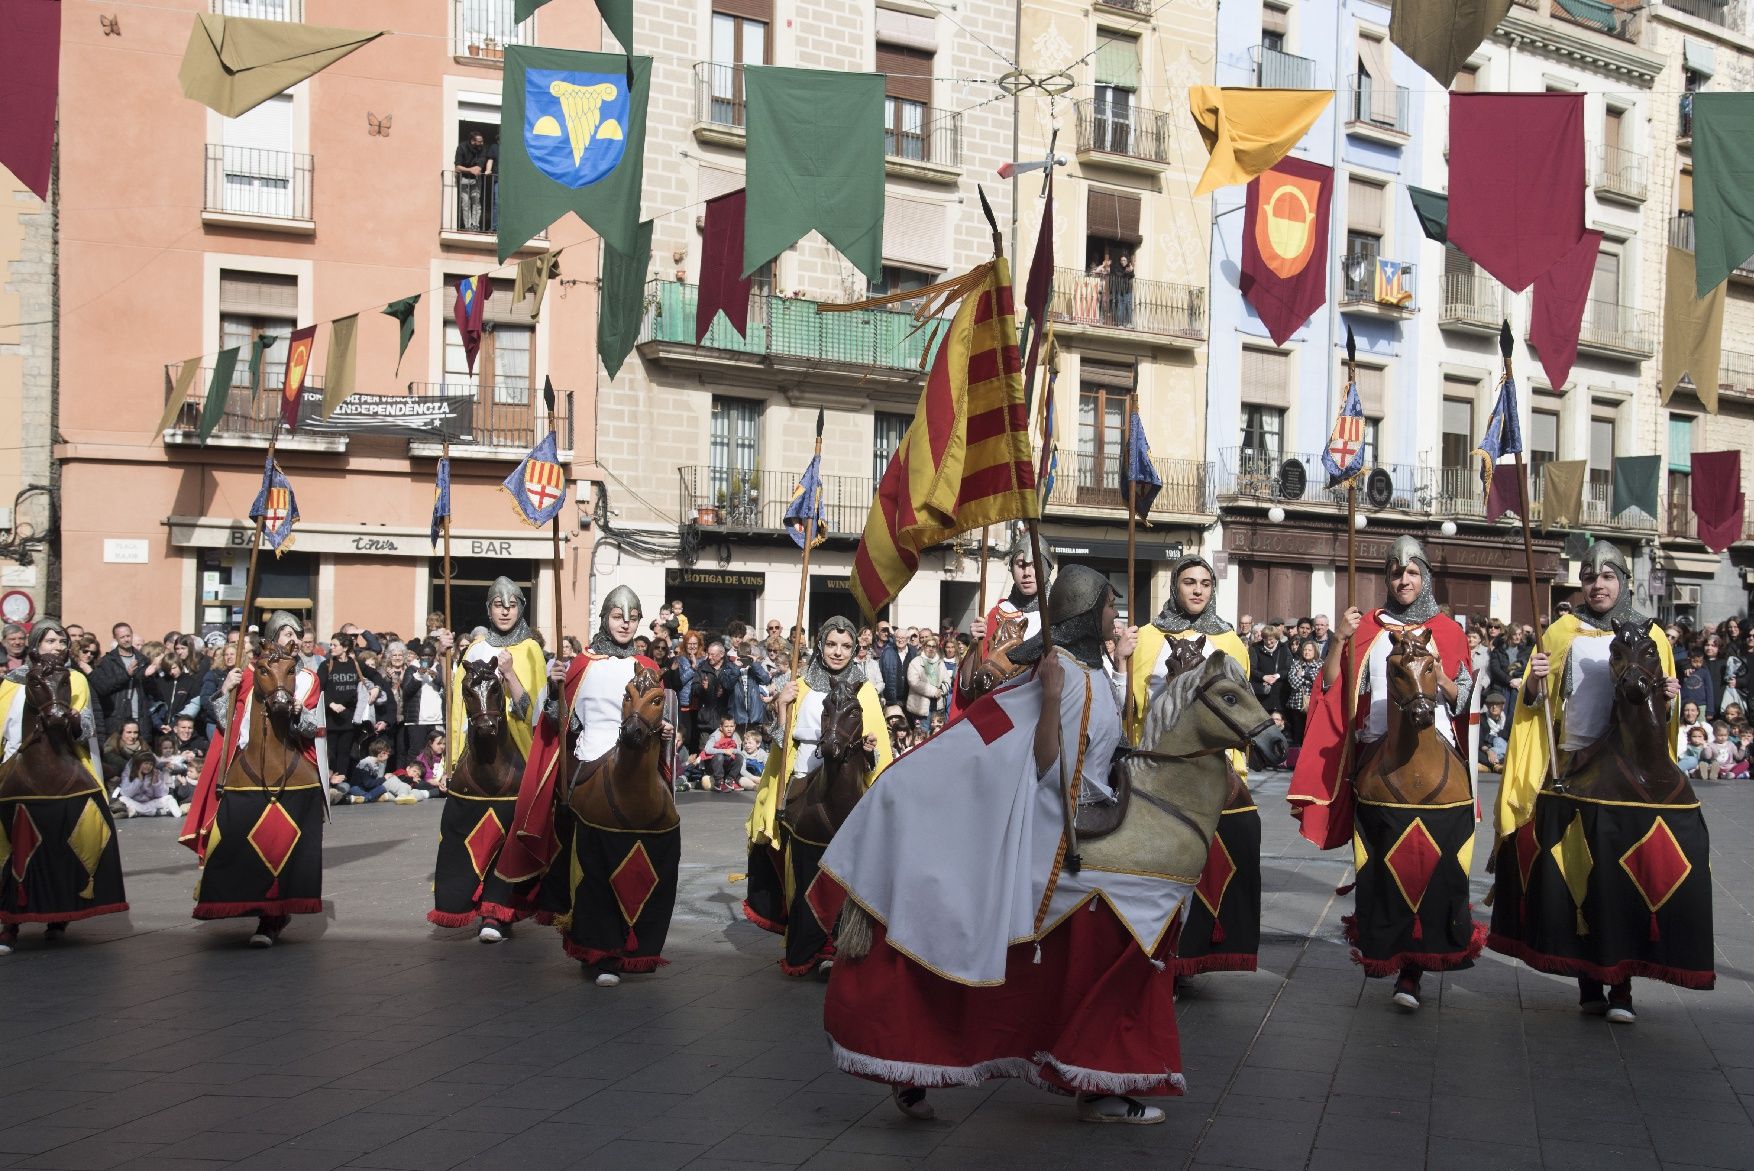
666,568,767,590
296,390,476,441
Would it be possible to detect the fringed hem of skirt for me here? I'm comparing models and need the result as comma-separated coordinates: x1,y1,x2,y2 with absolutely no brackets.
1167,953,1257,976
192,899,323,921
561,937,669,972
1037,1054,1187,1097
781,945,834,977
1485,933,1716,991
827,1039,1185,1098
741,899,785,936
426,908,478,928
477,901,532,925
1344,916,1486,977
0,902,129,925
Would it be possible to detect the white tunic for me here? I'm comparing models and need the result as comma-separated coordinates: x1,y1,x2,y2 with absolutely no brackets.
790,688,828,778
573,656,639,762
1357,624,1459,748
1559,628,1615,752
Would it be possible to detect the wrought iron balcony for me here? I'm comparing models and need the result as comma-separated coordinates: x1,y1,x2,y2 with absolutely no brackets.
453,0,534,60
1594,144,1648,202
403,382,572,454
887,112,962,168
1346,74,1410,136
1048,267,1206,340
1072,98,1174,165
1580,476,1659,531
1254,45,1316,89
1042,451,1211,517
210,0,303,17
1214,449,1425,511
692,63,960,167
1340,254,1417,317
202,145,313,227
1438,273,1506,333
1577,300,1656,358
681,465,872,534
1668,213,1754,278
695,62,751,130
1664,0,1742,29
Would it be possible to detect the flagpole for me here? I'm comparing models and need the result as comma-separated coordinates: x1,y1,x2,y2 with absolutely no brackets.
551,516,565,652
1343,333,1358,779
236,431,279,653
1499,321,1558,786
975,526,990,630
790,411,826,676
442,442,455,649
1123,392,1139,736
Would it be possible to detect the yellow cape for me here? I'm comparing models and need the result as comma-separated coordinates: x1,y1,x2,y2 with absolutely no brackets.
746,677,892,849
1495,614,1677,845
446,638,549,771
1129,625,1250,779
0,672,102,785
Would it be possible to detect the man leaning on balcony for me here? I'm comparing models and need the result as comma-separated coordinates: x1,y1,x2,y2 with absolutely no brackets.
455,131,496,233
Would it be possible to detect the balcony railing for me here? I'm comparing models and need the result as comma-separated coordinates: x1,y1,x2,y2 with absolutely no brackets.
695,62,750,130
1347,74,1410,135
440,170,507,236
1679,93,1694,141
453,0,534,59
1095,0,1152,11
1664,0,1742,29
211,0,303,17
404,383,572,452
1043,452,1211,517
1549,0,1644,40
1581,476,1658,531
1595,144,1648,201
641,281,940,372
1341,254,1418,314
1214,449,1425,511
1669,213,1754,278
161,367,322,443
1254,45,1316,89
1072,98,1174,164
203,145,312,223
1048,267,1207,340
681,466,872,534
888,112,963,167
1439,273,1505,331
1578,300,1656,356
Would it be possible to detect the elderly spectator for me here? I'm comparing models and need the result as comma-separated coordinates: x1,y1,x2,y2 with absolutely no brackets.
1,623,25,672
1250,622,1292,714
727,638,772,734
905,634,949,734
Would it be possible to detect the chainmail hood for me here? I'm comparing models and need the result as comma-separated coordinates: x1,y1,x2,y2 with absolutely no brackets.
1153,555,1233,636
1382,535,1440,625
590,585,643,657
802,616,860,692
1048,564,1115,670
262,609,303,649
483,576,534,647
1573,541,1649,630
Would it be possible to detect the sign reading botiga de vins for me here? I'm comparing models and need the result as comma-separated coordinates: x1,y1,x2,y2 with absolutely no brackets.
295,391,476,441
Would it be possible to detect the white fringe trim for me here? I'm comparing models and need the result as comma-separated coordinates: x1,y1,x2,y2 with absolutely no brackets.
829,1038,1185,1096
1035,1053,1187,1096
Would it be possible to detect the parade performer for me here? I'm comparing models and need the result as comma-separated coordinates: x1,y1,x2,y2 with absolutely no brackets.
0,622,126,955
499,586,679,986
429,578,546,942
1128,554,1259,976
1489,543,1711,1020
955,545,1045,711
180,612,323,948
744,615,891,975
820,565,1269,1124
1289,536,1480,1011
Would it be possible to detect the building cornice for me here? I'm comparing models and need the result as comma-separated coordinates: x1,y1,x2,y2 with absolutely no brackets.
1496,11,1665,84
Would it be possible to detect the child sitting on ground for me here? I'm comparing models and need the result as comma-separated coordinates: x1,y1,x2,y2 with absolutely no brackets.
699,716,743,793
1700,721,1744,782
345,738,396,803
117,751,182,817
739,728,767,789
1679,725,1708,779
403,729,448,796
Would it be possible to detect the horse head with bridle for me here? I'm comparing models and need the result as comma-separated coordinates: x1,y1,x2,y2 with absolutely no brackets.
1565,619,1692,804
965,613,1034,701
0,654,94,799
226,647,321,797
1351,625,1471,807
569,664,677,832
782,676,873,846
450,658,525,798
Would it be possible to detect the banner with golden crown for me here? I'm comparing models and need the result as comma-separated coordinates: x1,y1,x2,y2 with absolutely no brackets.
1239,157,1332,346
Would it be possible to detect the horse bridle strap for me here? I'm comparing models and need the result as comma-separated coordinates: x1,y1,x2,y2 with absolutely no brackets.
237,744,304,795
1195,675,1264,746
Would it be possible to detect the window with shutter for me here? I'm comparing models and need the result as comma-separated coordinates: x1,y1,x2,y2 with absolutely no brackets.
1590,249,1621,308
883,195,948,272
219,271,297,388
1531,405,1560,482
1589,412,1616,497
710,5,769,126
1355,33,1397,125
1678,166,1694,215
1452,64,1478,92
710,396,763,508
445,275,537,406
1086,189,1142,244
1441,396,1474,470
1240,347,1290,409
1347,177,1385,235
1353,364,1386,418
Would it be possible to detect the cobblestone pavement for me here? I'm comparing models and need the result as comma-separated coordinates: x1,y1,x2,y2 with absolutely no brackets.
1,772,1751,1170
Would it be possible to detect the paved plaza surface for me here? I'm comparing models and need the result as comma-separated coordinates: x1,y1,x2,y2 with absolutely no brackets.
2,773,1752,1171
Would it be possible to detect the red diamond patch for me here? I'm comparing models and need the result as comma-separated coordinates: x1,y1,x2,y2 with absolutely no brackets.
1619,818,1692,914
10,806,40,885
609,842,660,926
464,809,507,878
1385,817,1442,913
1515,819,1539,889
1195,833,1237,917
247,801,302,877
806,872,847,934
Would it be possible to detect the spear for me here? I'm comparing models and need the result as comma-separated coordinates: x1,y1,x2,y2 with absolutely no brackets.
789,410,826,677
1500,321,1559,787
1342,328,1359,777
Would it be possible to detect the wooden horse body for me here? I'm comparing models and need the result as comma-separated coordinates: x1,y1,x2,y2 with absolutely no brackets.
224,650,322,796
569,667,678,832
0,658,96,799
1353,627,1472,807
782,679,872,846
1563,619,1693,806
449,659,525,799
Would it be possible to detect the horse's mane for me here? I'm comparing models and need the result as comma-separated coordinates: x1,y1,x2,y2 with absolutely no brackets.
1139,654,1244,749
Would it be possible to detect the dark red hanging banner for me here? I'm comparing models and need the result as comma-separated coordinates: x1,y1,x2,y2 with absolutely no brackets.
1529,229,1602,393
1448,93,1586,292
1691,450,1745,554
0,0,60,200
697,189,753,342
1240,157,1333,346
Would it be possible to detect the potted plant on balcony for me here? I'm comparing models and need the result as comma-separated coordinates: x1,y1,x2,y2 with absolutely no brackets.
467,38,481,57
484,36,500,60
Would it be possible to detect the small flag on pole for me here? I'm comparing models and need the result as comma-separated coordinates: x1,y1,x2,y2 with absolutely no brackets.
1321,379,1368,489
249,455,299,556
502,432,567,527
1473,377,1523,499
783,410,828,549
1036,326,1059,504
430,457,451,550
1126,410,1161,520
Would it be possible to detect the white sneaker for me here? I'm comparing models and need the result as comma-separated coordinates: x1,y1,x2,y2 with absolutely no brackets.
816,959,834,980
1076,1094,1164,1125
595,971,621,987
1607,1004,1637,1024
891,1086,934,1120
0,938,14,956
248,932,274,948
393,795,420,805
478,924,504,944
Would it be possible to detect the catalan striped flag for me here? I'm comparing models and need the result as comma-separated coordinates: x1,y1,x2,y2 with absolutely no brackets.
851,259,1039,618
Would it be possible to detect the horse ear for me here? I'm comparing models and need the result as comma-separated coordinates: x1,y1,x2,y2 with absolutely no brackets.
1199,651,1228,680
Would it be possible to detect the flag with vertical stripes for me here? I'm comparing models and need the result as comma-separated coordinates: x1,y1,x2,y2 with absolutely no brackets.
851,259,1039,618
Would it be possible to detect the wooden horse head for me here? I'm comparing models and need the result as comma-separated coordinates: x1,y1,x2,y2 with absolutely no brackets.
1609,618,1665,710
817,677,869,764
1162,633,1208,680
23,654,80,744
971,612,1032,695
252,648,303,724
1386,626,1441,731
458,658,506,745
619,666,666,752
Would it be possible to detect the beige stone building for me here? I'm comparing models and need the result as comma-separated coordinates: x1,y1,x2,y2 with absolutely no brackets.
0,172,54,626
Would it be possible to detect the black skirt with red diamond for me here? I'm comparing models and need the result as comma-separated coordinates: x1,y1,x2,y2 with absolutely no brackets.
1,790,129,926
1346,798,1485,977
193,786,324,919
429,792,525,928
1172,804,1262,976
1488,790,1714,990
562,816,679,974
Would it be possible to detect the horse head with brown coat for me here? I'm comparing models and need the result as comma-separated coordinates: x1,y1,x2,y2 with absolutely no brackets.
227,646,321,797
450,657,525,798
569,664,677,832
1353,625,1471,806
1563,618,1692,805
783,676,872,846
0,653,94,800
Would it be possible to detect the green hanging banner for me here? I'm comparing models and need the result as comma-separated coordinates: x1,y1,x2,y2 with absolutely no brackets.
599,219,654,379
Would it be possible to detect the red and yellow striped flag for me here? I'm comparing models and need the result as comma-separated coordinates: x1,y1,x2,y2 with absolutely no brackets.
852,259,1039,618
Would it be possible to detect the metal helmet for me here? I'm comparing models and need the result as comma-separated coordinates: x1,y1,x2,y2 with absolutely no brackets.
482,576,533,647
590,585,644,657
262,610,303,648
1048,564,1117,669
1384,535,1432,577
1581,540,1631,583
486,576,526,614
1382,535,1439,623
1575,540,1645,629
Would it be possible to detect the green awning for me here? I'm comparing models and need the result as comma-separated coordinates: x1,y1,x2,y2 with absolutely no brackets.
1554,0,1618,33
1685,37,1717,77
1095,35,1140,90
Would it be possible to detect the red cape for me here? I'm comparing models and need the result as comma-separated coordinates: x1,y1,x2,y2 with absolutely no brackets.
495,653,660,885
949,597,1032,721
1287,612,1467,850
178,666,321,860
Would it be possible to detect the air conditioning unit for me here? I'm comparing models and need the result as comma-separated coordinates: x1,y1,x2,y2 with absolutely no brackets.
1672,583,1702,606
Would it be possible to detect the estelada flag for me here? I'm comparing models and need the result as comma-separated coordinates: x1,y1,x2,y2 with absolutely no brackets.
502,431,567,527
454,274,491,376
1240,157,1332,346
281,325,317,433
851,259,1039,618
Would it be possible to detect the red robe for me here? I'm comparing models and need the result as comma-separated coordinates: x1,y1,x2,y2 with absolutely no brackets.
178,667,321,863
1287,611,1468,850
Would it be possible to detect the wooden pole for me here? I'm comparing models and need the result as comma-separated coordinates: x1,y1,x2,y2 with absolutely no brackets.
976,526,990,626
441,443,455,653
236,432,279,654
790,412,827,676
1342,330,1359,776
551,515,565,653
1123,393,1139,734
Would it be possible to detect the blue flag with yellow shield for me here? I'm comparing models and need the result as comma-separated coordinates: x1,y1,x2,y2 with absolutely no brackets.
783,453,829,550
502,432,568,528
248,455,299,556
498,47,650,262
430,456,451,550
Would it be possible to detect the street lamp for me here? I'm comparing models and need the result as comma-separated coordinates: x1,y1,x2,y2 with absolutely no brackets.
1267,506,1286,524
1440,520,1458,537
